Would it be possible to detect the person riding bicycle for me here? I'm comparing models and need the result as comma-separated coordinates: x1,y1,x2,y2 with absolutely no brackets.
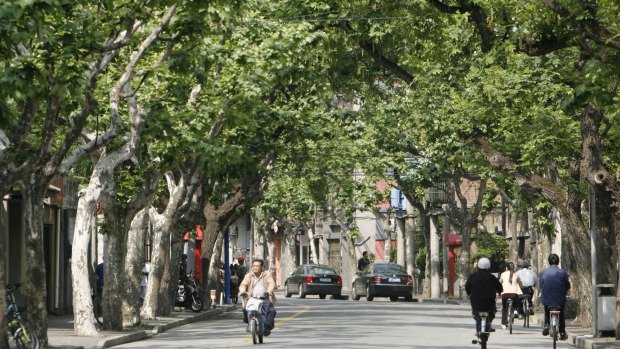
465,257,503,333
499,261,522,329
516,261,537,317
239,258,277,337
539,253,570,340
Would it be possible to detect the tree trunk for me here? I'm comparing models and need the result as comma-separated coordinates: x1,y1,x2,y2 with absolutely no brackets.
284,223,296,276
71,187,100,337
209,233,224,303
21,178,49,346
0,201,9,349
509,205,518,264
102,215,128,330
0,196,9,348
122,208,148,327
141,208,167,319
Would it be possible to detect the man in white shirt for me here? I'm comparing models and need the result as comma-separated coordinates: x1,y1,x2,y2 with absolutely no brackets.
516,261,537,317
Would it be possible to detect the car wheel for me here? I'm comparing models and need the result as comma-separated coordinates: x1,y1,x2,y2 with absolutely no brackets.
298,283,306,298
366,285,374,301
284,283,292,298
318,293,326,299
389,296,398,302
404,294,413,301
332,294,340,300
352,285,360,301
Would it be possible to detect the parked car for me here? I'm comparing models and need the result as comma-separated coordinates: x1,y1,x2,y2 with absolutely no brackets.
351,262,413,301
284,264,342,299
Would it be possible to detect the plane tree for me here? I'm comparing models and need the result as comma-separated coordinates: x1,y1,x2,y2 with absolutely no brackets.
276,0,620,327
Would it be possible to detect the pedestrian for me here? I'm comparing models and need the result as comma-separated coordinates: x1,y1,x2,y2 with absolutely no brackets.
358,251,370,271
179,254,188,283
95,262,104,296
465,257,503,332
239,258,277,336
236,256,247,286
499,261,522,329
516,261,537,317
539,253,570,340
140,261,151,300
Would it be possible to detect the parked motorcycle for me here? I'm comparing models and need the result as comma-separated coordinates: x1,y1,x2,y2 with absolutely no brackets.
176,272,203,312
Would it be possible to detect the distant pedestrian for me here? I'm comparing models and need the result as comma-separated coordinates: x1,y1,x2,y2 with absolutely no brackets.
540,254,570,341
358,251,370,271
236,256,247,287
140,261,151,300
179,254,188,282
95,262,104,295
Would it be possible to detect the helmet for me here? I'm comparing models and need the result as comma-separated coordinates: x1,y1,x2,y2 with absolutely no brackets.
520,261,530,268
478,257,491,270
237,256,244,263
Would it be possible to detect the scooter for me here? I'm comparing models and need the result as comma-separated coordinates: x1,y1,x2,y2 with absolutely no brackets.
176,272,203,312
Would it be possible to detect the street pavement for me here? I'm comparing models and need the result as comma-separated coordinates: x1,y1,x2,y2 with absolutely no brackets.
43,292,619,349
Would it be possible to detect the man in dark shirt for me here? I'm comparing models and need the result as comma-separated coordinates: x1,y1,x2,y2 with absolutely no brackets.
539,253,570,340
358,251,370,271
466,257,503,332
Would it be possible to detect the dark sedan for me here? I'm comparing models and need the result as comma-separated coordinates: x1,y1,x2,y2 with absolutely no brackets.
351,262,413,301
284,264,342,299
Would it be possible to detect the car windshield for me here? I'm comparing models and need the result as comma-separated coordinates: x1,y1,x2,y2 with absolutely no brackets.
374,264,406,274
307,266,337,275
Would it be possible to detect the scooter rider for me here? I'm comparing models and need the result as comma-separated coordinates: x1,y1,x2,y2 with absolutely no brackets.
465,257,503,332
239,258,277,336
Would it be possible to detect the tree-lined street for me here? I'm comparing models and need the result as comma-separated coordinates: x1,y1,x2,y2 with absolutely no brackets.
2,1,620,346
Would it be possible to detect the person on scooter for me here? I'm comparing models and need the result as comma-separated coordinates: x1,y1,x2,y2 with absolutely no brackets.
465,257,503,333
239,258,277,336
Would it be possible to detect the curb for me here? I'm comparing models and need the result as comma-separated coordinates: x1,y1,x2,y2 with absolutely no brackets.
94,305,238,349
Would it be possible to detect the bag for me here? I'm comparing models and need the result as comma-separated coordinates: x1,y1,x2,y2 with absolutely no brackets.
245,297,263,311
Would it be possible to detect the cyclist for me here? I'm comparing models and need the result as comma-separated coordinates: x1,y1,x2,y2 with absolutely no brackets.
539,253,570,340
239,258,277,336
465,257,503,332
516,261,537,317
499,262,522,329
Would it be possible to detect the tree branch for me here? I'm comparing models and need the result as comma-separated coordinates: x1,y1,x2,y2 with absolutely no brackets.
339,20,415,84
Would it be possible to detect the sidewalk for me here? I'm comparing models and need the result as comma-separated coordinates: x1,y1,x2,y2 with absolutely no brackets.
47,304,238,349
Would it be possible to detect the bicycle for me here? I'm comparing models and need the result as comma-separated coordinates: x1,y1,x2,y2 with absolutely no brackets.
91,287,103,327
548,306,562,349
243,295,266,345
505,296,516,334
520,294,532,328
5,283,40,349
471,311,492,349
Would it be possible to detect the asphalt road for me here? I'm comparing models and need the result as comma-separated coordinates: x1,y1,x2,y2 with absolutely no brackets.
111,295,572,349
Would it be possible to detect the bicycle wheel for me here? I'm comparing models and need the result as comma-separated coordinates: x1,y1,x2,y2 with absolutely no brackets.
93,296,103,326
251,315,258,344
14,320,40,349
479,333,487,349
523,302,529,328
